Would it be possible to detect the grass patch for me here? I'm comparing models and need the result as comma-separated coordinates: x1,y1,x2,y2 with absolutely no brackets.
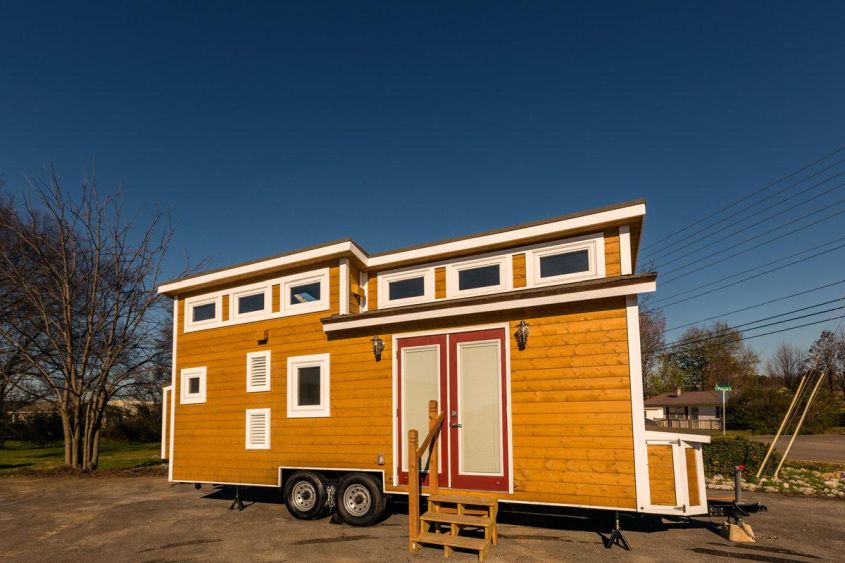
0,440,163,475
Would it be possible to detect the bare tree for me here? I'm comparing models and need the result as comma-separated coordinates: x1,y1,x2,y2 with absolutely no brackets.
639,303,666,396
764,342,807,390
807,330,845,398
0,166,186,469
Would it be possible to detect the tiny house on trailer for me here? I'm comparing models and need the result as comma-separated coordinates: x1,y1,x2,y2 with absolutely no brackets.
159,199,709,557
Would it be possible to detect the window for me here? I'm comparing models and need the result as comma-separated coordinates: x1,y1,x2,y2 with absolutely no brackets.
231,284,271,320
184,295,222,331
287,353,330,418
378,267,434,307
246,351,271,392
281,269,329,315
526,234,605,287
180,367,207,404
446,254,511,298
245,408,270,450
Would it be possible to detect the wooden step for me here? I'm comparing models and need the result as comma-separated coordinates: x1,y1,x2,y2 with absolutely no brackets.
427,493,497,507
415,532,488,551
420,510,491,527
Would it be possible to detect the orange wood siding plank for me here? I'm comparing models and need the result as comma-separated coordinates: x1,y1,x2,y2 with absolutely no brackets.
647,445,677,506
512,253,526,288
685,448,700,506
435,266,446,299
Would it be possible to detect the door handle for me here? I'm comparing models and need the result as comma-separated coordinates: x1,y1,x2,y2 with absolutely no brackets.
450,423,462,429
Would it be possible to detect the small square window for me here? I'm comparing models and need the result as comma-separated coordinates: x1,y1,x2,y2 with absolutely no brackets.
287,354,330,418
192,302,216,322
238,292,265,314
389,277,425,300
290,281,321,305
180,367,207,404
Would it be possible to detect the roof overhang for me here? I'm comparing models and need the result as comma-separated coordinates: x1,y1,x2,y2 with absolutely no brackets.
158,199,646,297
322,273,656,333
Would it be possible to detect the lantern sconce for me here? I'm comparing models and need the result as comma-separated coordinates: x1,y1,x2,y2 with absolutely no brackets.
515,320,529,351
371,335,385,361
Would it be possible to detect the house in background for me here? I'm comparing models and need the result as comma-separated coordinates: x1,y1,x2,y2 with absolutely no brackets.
644,389,723,431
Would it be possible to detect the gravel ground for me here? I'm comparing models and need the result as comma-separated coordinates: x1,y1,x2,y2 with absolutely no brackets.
0,474,842,562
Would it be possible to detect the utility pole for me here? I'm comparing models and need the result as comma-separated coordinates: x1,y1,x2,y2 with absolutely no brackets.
715,384,732,436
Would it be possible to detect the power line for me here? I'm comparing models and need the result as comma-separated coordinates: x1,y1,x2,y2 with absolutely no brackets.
645,169,845,264
660,200,845,283
651,237,845,308
664,279,845,333
652,314,845,361
654,302,845,353
641,146,845,254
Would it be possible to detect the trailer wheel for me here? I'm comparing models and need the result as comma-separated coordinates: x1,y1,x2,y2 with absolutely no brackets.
283,471,327,520
336,473,386,526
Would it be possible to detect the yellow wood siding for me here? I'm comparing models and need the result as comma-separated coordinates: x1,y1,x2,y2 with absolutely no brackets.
221,295,230,321
647,445,677,506
367,274,379,310
604,229,621,277
435,267,446,299
512,253,526,288
172,288,636,509
685,448,700,506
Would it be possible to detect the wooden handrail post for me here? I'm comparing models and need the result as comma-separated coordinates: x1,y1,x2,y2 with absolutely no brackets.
408,429,420,552
428,400,439,493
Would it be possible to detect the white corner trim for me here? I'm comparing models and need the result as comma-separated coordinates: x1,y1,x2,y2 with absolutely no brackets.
339,258,349,315
168,297,178,482
626,295,651,512
324,280,656,332
619,225,632,276
161,386,171,459
359,271,369,312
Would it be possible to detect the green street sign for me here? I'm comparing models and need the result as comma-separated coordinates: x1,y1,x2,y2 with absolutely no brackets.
715,385,732,391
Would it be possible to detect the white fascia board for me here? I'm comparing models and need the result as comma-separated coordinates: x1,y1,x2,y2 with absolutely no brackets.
323,280,656,333
644,430,712,444
158,241,366,294
366,203,646,268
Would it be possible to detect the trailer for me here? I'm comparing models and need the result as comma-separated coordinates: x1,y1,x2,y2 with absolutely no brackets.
159,199,709,559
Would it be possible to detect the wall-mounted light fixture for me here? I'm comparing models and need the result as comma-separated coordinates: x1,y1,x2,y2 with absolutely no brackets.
371,335,385,361
515,320,529,351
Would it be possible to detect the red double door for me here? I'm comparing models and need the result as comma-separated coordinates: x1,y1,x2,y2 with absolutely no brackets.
396,328,509,492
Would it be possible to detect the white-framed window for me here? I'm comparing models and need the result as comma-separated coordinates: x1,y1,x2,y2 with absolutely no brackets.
246,351,271,392
525,233,605,287
184,295,222,331
230,282,271,321
281,269,329,315
245,408,271,450
180,367,207,404
446,254,512,298
378,267,434,308
287,353,330,418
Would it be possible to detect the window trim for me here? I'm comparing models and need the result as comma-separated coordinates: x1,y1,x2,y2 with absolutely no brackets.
445,254,512,298
245,407,271,450
378,267,435,308
281,269,330,316
184,295,223,331
180,367,207,404
230,282,272,321
246,350,271,393
524,233,605,287
286,353,331,418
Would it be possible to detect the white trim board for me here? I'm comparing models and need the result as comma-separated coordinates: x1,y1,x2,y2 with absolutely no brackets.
626,295,651,512
159,202,646,294
168,297,178,482
325,280,656,332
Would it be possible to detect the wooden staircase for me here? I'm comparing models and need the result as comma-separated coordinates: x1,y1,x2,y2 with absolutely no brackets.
407,401,499,561
416,493,498,561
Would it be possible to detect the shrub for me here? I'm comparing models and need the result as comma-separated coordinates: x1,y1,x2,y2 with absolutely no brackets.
727,386,841,434
703,436,780,478
10,410,64,446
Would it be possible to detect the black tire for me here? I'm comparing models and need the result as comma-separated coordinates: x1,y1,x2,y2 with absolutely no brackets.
283,471,327,520
336,473,387,526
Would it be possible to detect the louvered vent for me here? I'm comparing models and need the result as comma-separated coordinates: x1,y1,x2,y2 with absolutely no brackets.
247,351,271,392
246,408,270,449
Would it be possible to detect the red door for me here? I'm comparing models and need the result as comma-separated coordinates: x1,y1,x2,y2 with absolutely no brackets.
396,329,509,492
447,329,509,492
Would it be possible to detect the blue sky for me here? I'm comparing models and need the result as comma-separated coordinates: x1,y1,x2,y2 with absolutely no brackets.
1,1,844,361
